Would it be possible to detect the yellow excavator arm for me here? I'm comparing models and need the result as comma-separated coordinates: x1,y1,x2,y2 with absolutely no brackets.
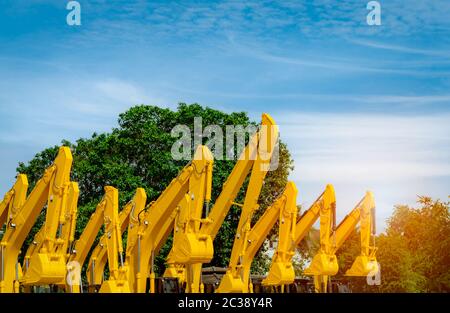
164,155,214,292
216,115,279,293
60,182,80,258
86,188,146,291
293,184,335,247
0,147,73,293
23,227,45,274
309,191,378,292
22,182,79,286
168,153,213,264
218,181,298,293
335,191,378,276
97,187,130,293
67,186,131,293
303,185,338,278
164,113,278,293
126,145,213,293
68,196,107,273
263,184,336,291
261,182,298,287
0,175,29,230
0,175,28,293
302,185,339,294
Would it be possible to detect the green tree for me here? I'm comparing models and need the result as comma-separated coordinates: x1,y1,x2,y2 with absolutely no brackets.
15,103,293,276
336,196,450,293
380,197,450,292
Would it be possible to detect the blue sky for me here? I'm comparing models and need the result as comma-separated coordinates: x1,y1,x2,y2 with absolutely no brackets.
0,0,449,232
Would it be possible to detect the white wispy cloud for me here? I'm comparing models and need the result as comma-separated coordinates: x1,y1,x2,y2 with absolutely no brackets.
222,34,450,77
277,112,450,182
355,95,450,106
348,39,450,58
270,111,450,232
0,75,171,145
10,0,450,48
291,0,450,38
93,79,153,107
162,85,450,109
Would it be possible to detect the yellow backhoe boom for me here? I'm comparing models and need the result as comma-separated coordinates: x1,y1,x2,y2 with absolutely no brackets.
218,182,297,293
164,114,278,293
22,182,79,286
261,182,298,288
0,147,72,293
98,187,130,293
86,188,146,291
303,186,338,278
309,191,378,292
126,145,213,293
0,175,28,230
336,191,378,276
216,115,279,293
67,186,130,293
263,184,336,290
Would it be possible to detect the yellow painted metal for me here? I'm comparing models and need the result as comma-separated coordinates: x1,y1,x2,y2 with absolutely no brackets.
343,191,378,276
162,211,187,283
294,184,336,246
305,251,338,276
136,204,189,292
23,226,45,275
0,175,28,293
0,147,72,293
312,191,378,292
126,145,213,293
163,145,214,293
68,193,107,292
0,174,29,230
262,182,298,287
169,160,214,264
303,187,338,278
171,196,214,261
22,182,79,290
216,115,279,293
218,182,297,293
20,178,77,287
98,186,130,293
61,182,80,259
303,184,338,279
163,114,279,293
263,184,336,290
21,226,45,293
86,188,146,291
67,186,132,293
165,196,214,293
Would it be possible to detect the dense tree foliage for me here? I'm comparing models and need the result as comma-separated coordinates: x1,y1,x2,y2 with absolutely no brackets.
335,196,450,292
15,103,293,276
